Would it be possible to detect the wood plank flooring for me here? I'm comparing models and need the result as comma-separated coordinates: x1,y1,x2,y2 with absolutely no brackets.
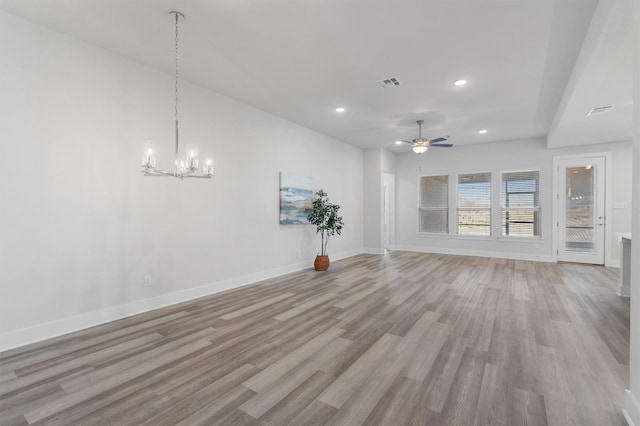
0,251,630,425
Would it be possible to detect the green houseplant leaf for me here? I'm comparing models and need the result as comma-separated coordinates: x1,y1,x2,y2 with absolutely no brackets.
307,189,344,256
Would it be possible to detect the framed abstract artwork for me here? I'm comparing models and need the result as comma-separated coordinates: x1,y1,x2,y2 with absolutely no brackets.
279,172,313,224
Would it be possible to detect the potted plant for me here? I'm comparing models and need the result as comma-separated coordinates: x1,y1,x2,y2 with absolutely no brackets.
307,189,344,271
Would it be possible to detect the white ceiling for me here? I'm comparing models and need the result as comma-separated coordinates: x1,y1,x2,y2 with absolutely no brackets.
547,0,634,148
0,0,633,150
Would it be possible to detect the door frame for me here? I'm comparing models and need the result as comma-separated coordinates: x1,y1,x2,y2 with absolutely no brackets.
382,172,395,250
552,152,613,266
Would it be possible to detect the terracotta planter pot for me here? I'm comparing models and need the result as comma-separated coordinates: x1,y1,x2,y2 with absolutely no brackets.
314,255,330,271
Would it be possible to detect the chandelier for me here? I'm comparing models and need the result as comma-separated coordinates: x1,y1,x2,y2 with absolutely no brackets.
141,11,213,179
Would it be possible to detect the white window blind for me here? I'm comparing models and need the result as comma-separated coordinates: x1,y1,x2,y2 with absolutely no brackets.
419,175,448,233
457,172,491,236
501,171,540,237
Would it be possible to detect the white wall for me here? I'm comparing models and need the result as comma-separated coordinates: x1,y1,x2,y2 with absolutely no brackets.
624,0,640,423
382,149,396,175
0,11,363,350
362,148,397,253
363,149,383,253
394,137,632,264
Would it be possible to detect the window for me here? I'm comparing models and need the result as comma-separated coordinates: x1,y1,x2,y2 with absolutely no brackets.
419,175,448,233
501,171,540,237
457,172,491,236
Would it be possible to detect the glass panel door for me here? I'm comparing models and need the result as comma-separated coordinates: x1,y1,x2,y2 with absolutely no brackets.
557,156,605,264
565,166,595,252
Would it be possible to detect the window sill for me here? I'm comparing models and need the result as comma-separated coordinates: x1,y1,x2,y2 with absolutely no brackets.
498,236,544,244
454,234,493,241
416,232,451,239
415,234,544,244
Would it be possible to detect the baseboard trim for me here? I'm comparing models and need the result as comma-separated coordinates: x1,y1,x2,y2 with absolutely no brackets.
624,390,640,426
392,245,556,263
362,247,385,255
0,248,365,352
617,285,631,297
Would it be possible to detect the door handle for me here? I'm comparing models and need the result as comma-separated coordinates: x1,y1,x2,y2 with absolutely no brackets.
597,223,604,226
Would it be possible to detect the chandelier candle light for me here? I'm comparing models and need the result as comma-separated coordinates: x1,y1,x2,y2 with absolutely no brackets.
141,11,213,179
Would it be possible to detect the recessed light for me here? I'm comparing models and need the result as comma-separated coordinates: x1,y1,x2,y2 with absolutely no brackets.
454,79,467,86
478,129,487,134
335,107,345,113
395,141,403,145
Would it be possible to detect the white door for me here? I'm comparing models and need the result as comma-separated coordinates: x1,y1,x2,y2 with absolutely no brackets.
383,172,395,251
383,182,389,249
557,156,606,264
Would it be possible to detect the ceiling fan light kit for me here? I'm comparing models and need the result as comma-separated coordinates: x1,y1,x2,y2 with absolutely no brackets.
412,142,428,154
141,11,213,180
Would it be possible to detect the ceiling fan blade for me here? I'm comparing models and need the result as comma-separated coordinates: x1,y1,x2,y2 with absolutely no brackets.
429,143,453,148
429,136,449,143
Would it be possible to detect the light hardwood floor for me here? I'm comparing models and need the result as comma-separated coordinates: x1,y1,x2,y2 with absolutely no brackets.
0,251,630,425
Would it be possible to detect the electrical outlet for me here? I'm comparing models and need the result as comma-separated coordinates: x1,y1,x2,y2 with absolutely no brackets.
144,275,152,287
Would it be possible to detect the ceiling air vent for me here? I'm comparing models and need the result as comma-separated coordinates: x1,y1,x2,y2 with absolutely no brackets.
586,105,613,116
376,76,401,89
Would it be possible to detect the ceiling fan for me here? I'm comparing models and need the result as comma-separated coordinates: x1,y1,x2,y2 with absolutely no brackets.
397,120,453,154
